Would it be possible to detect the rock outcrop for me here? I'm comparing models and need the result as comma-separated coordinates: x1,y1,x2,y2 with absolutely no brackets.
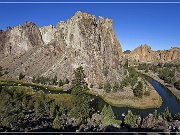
123,44,180,65
0,11,123,87
0,21,43,58
39,25,56,45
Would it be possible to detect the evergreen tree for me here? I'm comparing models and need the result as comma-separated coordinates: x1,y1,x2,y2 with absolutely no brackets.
162,107,171,121
101,105,115,125
124,110,138,128
69,67,92,120
133,81,143,98
50,102,56,118
53,115,63,129
34,100,45,117
71,66,88,95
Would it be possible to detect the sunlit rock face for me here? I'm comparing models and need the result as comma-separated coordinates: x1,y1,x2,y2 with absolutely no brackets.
39,25,56,44
123,44,180,65
0,21,43,57
0,11,124,87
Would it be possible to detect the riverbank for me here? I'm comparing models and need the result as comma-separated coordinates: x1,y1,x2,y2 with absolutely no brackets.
138,70,180,101
89,81,162,109
0,79,63,91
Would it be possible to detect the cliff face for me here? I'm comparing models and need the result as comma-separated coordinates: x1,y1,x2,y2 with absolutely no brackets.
124,45,180,65
0,11,123,86
0,22,43,58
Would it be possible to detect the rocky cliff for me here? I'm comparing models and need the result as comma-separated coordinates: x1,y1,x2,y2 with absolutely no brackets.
124,44,180,65
0,11,123,87
0,21,43,59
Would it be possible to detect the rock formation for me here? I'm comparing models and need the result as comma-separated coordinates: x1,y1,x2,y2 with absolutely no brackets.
0,11,124,87
123,44,180,65
0,21,43,58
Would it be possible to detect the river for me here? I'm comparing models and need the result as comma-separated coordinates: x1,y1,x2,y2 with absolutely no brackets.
92,77,180,119
1,77,180,120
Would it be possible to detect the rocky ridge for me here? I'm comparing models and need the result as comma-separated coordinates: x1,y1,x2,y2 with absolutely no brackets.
0,11,123,87
123,45,180,66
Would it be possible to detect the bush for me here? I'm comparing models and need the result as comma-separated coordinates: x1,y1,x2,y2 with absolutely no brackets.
104,82,111,93
112,82,120,92
158,68,175,84
124,110,138,128
19,72,25,80
53,115,64,129
58,79,63,87
174,80,180,90
133,81,143,98
161,107,171,121
174,112,180,120
144,91,150,96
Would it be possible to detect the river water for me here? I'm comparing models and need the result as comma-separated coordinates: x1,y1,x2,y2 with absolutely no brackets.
1,77,180,120
92,77,180,119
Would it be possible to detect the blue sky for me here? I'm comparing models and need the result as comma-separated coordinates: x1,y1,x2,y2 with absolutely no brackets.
0,3,180,51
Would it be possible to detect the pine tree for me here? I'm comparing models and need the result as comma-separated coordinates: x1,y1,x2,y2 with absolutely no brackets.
71,66,88,95
133,81,143,98
124,110,137,128
53,115,63,129
50,102,56,118
101,105,115,125
162,107,171,121
34,100,45,117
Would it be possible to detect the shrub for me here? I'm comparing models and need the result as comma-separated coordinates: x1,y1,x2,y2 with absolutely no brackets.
174,112,180,120
19,72,25,80
53,115,64,129
124,110,138,128
161,107,171,121
133,81,143,98
112,82,120,92
104,82,111,93
144,91,150,96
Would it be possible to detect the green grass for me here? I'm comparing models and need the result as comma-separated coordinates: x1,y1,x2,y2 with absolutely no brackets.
48,93,73,109
0,79,63,91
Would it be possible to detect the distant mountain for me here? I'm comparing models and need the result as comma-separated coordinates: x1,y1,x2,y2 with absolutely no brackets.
0,11,124,87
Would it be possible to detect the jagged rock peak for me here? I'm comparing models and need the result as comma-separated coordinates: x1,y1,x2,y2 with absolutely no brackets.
24,21,37,27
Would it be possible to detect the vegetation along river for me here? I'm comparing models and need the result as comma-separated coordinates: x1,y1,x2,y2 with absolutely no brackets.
92,76,180,119
1,76,180,120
